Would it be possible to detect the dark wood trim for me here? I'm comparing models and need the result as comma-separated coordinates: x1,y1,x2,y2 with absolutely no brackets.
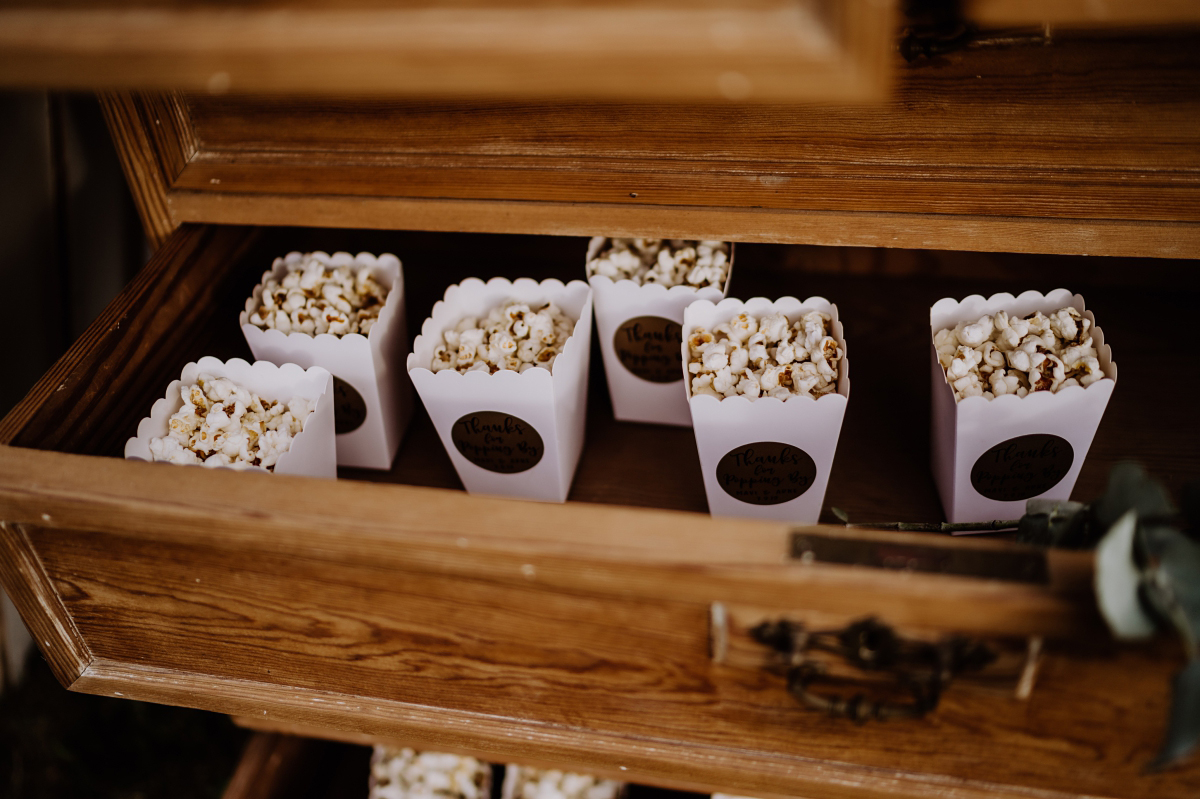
0,521,92,687
0,225,258,450
78,659,1089,799
98,91,195,248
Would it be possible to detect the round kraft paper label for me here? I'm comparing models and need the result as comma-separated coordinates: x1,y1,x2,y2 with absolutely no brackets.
332,376,368,434
970,434,1075,501
613,315,684,383
716,442,817,505
451,411,544,474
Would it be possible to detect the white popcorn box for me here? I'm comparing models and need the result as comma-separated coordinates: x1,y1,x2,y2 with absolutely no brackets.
369,747,492,799
930,289,1118,525
239,251,412,469
124,356,336,478
407,277,593,503
683,296,850,523
501,765,625,799
586,239,734,426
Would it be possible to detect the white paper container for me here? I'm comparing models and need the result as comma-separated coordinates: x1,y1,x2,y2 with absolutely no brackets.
586,238,733,426
369,747,491,799
683,296,850,523
239,251,412,470
407,278,593,503
930,289,1118,525
501,765,625,799
124,356,336,478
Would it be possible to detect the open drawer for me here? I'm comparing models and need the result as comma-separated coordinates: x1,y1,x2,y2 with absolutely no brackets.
1,224,1197,799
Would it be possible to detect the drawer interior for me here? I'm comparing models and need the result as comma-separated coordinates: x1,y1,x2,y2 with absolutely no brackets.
5,223,1197,521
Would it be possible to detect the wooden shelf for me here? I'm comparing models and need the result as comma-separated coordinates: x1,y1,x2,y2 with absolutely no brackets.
0,0,892,103
0,224,1197,799
98,27,1200,258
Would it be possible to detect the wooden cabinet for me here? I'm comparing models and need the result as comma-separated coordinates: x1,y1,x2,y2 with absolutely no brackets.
1,5,1198,799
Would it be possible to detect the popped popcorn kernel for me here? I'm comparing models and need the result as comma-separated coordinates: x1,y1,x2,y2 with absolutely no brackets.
147,374,313,471
433,299,575,374
370,747,489,799
506,765,622,799
249,253,390,337
934,305,1106,401
587,238,729,289
687,309,843,401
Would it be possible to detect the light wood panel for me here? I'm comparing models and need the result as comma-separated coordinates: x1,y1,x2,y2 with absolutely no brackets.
0,0,893,102
100,30,1200,257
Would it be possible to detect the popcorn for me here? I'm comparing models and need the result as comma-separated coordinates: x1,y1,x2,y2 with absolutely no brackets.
934,306,1102,401
146,374,313,470
431,299,575,374
687,310,843,401
370,747,489,799
505,766,622,799
586,238,729,289
248,252,389,337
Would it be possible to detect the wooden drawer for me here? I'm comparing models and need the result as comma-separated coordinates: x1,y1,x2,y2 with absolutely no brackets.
1,224,1197,798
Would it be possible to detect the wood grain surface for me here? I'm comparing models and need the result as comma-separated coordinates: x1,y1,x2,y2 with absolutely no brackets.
96,30,1200,257
0,522,92,686
0,226,1198,797
0,0,891,102
966,0,1200,27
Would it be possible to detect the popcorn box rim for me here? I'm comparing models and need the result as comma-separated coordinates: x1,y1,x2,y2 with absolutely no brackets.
682,295,851,404
124,356,333,474
929,287,1118,409
407,276,592,384
239,250,403,347
585,237,735,297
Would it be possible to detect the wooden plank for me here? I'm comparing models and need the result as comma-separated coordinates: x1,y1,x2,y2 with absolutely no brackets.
0,1,891,103
967,0,1200,27
0,521,92,687
98,91,193,248
221,733,316,799
168,192,1200,259
130,31,1200,256
71,645,1196,799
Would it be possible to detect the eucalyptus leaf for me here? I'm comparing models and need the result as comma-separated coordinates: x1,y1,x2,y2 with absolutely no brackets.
1093,462,1175,532
1137,525,1200,661
1094,509,1156,640
1149,660,1200,772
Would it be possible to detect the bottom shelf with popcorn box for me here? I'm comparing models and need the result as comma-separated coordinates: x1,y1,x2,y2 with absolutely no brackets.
930,290,1117,525
683,297,849,523
407,277,593,503
123,356,337,478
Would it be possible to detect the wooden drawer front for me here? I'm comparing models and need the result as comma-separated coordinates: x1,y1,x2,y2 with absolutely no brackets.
1,225,1198,799
103,31,1200,258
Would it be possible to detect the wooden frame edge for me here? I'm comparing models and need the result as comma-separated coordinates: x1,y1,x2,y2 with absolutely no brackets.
169,191,1200,259
98,91,195,249
78,659,1071,799
0,520,93,686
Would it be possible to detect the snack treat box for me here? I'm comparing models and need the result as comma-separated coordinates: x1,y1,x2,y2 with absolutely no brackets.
407,277,593,503
240,251,412,470
369,746,491,799
124,356,336,478
930,289,1118,524
586,238,733,426
683,296,849,523
501,765,624,799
